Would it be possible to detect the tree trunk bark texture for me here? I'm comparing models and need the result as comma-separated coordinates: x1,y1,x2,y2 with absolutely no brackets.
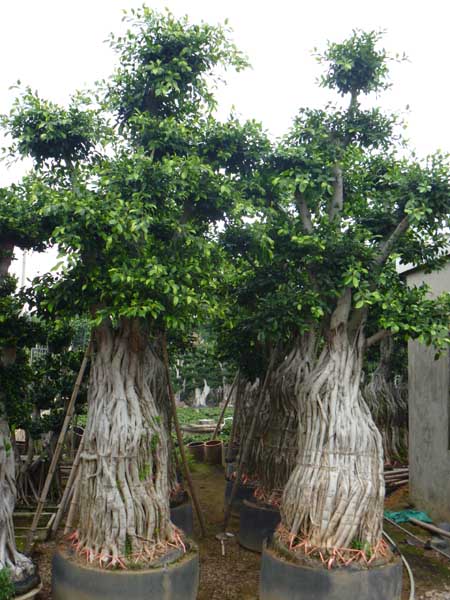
363,338,408,463
74,319,177,567
0,410,35,582
234,379,260,454
281,327,385,550
246,337,316,498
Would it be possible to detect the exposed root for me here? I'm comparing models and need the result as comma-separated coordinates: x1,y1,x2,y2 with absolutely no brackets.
253,486,282,509
229,471,259,486
67,526,188,570
276,524,390,569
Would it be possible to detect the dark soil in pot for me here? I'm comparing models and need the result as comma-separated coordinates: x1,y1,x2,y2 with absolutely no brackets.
238,499,280,553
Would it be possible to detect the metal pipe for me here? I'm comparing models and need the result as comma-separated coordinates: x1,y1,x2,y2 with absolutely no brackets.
384,517,450,561
383,530,415,600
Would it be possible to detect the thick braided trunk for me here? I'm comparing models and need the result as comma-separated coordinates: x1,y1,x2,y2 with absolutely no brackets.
75,318,176,567
0,410,35,582
234,379,260,453
364,338,408,463
281,327,385,549
245,336,316,498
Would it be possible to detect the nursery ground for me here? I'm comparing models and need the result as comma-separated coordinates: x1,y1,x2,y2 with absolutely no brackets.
32,464,450,599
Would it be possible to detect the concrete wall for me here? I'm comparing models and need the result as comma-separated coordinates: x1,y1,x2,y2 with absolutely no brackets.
407,261,450,521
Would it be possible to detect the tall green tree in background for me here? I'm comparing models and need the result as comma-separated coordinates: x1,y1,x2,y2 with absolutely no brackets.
0,183,48,585
4,8,268,567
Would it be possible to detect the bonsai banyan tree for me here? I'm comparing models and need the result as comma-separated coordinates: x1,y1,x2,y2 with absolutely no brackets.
262,30,450,561
5,8,269,568
217,221,314,501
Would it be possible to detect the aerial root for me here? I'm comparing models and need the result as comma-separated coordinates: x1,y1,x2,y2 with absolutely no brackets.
253,486,282,508
65,527,188,570
276,525,390,569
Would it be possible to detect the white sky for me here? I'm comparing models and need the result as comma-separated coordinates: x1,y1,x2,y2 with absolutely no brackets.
2,0,450,280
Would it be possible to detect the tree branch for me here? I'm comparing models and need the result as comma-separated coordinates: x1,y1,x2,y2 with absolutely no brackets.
330,287,352,331
366,329,392,348
328,164,344,220
294,188,313,233
374,215,409,266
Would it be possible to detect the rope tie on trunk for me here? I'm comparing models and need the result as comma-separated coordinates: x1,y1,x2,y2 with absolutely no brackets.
303,450,379,457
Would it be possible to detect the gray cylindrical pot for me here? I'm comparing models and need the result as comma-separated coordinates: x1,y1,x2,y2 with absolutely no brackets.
52,542,199,600
259,539,402,600
239,499,280,552
204,440,223,465
170,491,194,538
186,441,204,462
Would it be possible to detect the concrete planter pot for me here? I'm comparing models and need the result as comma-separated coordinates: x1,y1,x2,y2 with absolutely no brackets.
224,479,256,516
239,499,281,552
204,440,223,465
186,441,204,462
52,541,199,600
170,491,194,538
259,539,402,600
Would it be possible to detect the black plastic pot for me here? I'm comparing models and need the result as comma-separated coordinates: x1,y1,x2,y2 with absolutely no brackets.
224,479,256,515
238,499,280,552
259,539,402,600
204,440,223,465
52,541,199,600
170,491,194,538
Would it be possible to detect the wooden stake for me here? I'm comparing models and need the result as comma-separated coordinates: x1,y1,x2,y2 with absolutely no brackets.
223,349,277,531
64,471,81,535
25,340,92,552
211,370,239,441
225,377,242,463
50,429,85,536
409,518,450,540
161,333,207,538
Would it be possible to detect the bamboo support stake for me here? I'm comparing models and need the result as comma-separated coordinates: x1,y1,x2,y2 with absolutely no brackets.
63,470,81,535
409,518,450,540
223,349,277,531
211,370,239,441
161,334,207,538
51,429,85,536
384,517,450,561
225,378,242,463
25,340,92,552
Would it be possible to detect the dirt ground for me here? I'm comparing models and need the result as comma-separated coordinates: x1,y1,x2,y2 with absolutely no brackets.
32,464,450,599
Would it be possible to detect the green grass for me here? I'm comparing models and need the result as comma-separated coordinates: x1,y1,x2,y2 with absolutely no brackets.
78,405,234,444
